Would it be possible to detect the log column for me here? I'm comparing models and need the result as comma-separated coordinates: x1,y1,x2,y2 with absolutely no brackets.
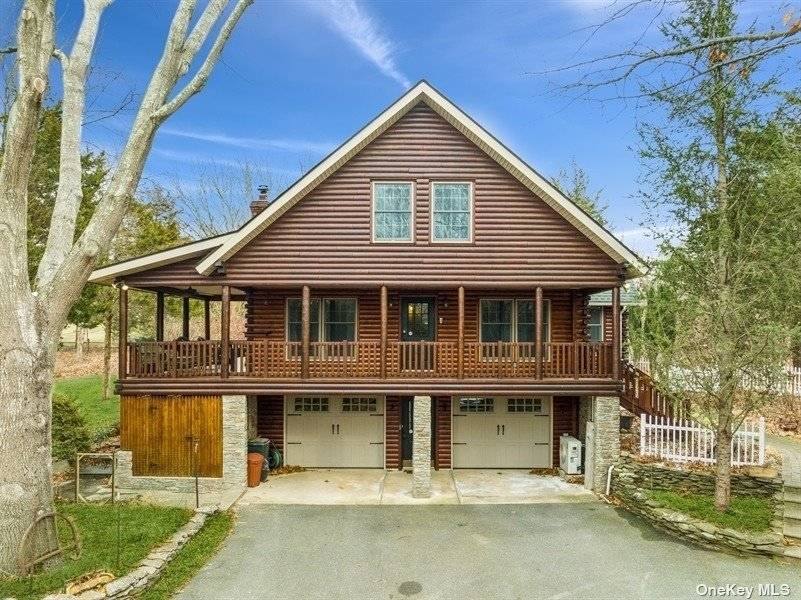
155,291,164,342
301,285,310,379
535,287,543,380
612,286,621,379
118,284,128,380
181,296,190,339
380,286,388,379
203,298,211,340
221,285,230,379
457,286,465,379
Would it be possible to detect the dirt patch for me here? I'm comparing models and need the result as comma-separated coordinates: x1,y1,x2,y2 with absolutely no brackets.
269,465,307,476
55,349,116,379
529,468,558,476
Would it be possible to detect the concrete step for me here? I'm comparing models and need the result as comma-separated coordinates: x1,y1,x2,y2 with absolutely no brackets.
785,545,801,561
783,504,801,521
784,487,801,504
783,522,801,539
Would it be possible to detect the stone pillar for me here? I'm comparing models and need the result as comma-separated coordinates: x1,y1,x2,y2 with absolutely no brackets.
221,395,248,489
412,395,432,498
246,396,258,440
581,396,620,492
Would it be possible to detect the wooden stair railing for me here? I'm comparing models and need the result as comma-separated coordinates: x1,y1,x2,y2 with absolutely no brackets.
620,361,674,417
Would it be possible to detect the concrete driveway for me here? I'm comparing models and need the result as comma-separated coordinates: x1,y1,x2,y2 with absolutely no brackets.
238,469,595,506
177,504,801,600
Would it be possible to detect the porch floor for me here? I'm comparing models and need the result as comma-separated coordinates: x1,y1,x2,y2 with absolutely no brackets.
237,469,596,506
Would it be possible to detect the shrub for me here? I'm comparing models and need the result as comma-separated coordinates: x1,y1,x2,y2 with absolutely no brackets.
52,393,92,462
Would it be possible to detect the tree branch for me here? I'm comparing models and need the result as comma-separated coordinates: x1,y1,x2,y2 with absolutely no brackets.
152,0,252,122
36,0,112,289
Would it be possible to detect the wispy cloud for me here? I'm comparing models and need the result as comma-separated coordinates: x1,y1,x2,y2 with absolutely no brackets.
159,127,335,154
305,0,410,88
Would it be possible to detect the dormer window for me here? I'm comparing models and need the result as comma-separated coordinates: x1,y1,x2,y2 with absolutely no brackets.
373,182,413,242
432,182,472,242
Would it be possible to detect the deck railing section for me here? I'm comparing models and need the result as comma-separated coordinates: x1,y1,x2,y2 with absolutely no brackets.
127,340,616,380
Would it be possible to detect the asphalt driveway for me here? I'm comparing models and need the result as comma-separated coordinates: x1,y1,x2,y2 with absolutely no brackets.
178,504,801,600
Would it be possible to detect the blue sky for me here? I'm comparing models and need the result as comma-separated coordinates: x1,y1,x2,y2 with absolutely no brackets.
3,0,797,257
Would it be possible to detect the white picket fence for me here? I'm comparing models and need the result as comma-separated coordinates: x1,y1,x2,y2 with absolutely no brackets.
633,359,801,397
639,413,765,466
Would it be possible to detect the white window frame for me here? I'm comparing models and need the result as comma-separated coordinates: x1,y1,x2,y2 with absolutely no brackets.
478,298,551,344
587,306,604,342
285,297,359,360
371,181,415,243
430,181,474,243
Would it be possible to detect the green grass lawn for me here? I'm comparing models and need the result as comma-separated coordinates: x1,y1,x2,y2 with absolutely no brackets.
54,375,119,440
648,490,774,532
138,511,234,600
0,502,191,600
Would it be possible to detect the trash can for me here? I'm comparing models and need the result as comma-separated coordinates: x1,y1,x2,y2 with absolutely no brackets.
248,438,270,481
247,453,264,487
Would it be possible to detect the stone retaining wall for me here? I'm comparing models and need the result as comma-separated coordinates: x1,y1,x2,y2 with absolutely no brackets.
611,455,786,557
44,507,216,600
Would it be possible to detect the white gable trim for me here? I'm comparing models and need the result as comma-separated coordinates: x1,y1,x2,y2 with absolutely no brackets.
195,81,646,277
88,235,230,284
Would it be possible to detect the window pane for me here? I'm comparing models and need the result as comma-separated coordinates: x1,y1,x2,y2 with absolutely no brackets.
323,299,356,342
480,300,513,342
287,299,320,342
516,300,535,343
374,183,412,241
432,183,470,241
587,307,604,342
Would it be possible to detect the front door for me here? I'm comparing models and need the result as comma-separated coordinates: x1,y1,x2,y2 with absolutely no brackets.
401,297,436,342
400,298,436,371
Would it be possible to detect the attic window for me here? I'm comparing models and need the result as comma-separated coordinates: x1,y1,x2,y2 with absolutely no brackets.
432,182,472,242
373,182,413,242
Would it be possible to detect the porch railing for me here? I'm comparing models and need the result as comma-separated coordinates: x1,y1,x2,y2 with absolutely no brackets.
126,340,616,380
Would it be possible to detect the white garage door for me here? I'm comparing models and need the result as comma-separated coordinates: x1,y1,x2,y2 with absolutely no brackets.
284,396,385,468
452,397,551,468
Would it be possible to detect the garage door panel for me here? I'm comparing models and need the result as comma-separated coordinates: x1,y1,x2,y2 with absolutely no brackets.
284,397,384,468
452,397,552,469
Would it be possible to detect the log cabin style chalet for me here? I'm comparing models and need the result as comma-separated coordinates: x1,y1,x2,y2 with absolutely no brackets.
91,82,657,495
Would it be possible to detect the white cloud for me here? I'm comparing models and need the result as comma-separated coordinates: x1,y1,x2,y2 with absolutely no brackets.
159,127,335,154
305,0,410,88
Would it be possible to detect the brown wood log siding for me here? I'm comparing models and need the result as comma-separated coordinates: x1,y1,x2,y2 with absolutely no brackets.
435,396,452,469
244,288,577,344
552,396,579,466
120,395,222,477
385,395,401,469
221,103,621,288
256,395,284,456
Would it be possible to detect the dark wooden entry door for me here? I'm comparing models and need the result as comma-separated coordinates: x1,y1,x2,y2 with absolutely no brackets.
401,298,435,342
400,298,436,371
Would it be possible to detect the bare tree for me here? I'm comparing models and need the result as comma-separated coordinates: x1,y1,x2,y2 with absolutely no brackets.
539,0,801,511
0,0,252,574
164,160,288,238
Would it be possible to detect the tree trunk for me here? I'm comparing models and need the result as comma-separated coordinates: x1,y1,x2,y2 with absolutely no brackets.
0,332,58,574
102,311,112,401
714,425,733,511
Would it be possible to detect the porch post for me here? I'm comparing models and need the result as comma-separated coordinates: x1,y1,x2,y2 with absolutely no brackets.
380,285,388,378
612,286,621,379
118,284,128,380
155,291,164,342
203,298,211,340
457,286,465,379
301,285,310,379
181,295,190,339
535,287,543,379
221,285,230,379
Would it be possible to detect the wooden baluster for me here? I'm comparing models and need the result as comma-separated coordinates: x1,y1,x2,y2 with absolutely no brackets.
221,285,230,379
119,284,128,380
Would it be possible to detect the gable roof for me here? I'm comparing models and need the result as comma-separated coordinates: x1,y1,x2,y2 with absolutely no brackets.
588,288,641,306
88,234,230,284
195,80,646,278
